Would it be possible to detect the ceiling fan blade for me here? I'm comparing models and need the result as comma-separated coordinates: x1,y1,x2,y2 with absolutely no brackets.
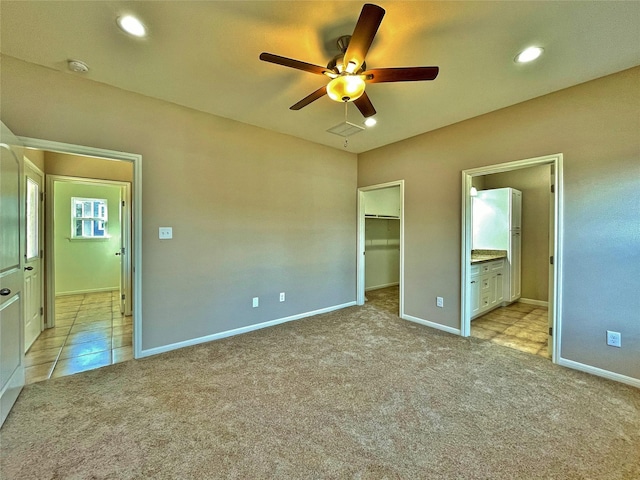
290,85,328,110
344,4,385,72
354,92,377,118
363,67,440,83
260,52,330,76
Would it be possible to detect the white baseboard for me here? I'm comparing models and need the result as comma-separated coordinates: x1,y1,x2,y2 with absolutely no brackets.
139,301,357,358
519,298,549,307
56,287,118,297
365,282,399,292
401,313,461,336
558,357,640,388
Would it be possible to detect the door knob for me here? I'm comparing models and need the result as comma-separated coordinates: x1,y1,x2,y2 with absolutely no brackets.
24,266,34,271
115,252,121,256
0,288,10,296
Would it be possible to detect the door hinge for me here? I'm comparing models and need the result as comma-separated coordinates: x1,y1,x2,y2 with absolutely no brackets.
121,294,125,301
548,327,553,336
40,192,45,201
40,306,44,316
122,200,125,207
550,184,555,194
549,255,554,265
120,247,125,255
40,249,44,259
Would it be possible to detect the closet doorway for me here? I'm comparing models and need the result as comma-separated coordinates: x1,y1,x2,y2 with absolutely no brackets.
357,181,404,317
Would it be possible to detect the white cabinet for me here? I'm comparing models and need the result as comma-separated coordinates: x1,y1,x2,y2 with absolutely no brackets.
511,189,522,230
471,259,505,319
509,231,521,301
470,264,481,317
472,187,521,302
364,186,400,218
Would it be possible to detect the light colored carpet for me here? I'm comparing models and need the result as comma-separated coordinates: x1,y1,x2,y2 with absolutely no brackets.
1,289,639,479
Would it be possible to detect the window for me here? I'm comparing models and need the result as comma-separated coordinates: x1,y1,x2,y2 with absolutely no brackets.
26,178,39,259
71,197,108,238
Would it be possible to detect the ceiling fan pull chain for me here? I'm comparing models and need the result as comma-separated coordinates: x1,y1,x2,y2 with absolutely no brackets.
344,137,349,149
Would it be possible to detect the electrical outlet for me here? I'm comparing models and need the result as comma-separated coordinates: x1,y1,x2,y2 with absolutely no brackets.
436,296,444,308
606,330,621,347
158,227,173,239
252,297,259,308
279,292,285,302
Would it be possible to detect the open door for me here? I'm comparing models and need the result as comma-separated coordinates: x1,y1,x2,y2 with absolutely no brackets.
119,185,132,316
548,165,556,358
23,160,44,351
0,122,25,427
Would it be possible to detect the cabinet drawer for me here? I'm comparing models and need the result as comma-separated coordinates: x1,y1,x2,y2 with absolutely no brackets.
480,263,491,274
480,294,491,310
470,264,480,276
490,259,505,271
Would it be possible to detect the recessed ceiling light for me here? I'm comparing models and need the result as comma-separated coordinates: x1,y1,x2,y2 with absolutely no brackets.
364,117,377,127
117,15,147,37
515,46,544,64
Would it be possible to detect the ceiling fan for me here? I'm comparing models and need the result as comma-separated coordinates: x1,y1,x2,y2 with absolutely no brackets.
259,3,439,119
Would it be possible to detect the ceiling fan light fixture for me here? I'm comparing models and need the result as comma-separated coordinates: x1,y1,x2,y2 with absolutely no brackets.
117,15,147,37
364,117,377,127
327,75,366,103
515,46,544,63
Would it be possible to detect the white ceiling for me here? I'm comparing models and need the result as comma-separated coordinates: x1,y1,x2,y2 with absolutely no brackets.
2,1,639,153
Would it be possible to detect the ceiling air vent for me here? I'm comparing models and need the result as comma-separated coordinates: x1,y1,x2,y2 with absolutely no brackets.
326,121,365,137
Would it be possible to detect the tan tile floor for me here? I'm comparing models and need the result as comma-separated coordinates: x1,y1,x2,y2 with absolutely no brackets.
471,302,550,358
25,291,133,384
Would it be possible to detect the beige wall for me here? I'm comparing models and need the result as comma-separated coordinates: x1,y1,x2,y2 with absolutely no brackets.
45,151,133,183
483,165,550,302
24,148,44,171
1,55,358,351
358,67,640,380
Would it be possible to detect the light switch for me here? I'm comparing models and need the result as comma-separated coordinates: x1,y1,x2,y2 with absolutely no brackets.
159,227,173,240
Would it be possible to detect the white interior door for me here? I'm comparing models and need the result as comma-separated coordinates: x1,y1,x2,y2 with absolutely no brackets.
0,122,25,427
548,165,556,358
23,161,44,351
119,185,132,316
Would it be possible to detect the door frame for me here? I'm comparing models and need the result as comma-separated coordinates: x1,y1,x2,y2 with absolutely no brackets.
18,137,142,359
46,175,131,317
356,180,405,317
460,153,563,363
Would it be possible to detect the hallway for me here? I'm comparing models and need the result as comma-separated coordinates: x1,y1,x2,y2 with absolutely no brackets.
24,291,133,384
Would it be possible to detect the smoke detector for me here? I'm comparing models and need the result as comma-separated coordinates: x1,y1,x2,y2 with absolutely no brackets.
68,60,89,73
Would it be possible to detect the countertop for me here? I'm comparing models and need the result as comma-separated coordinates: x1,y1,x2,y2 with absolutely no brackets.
471,249,507,264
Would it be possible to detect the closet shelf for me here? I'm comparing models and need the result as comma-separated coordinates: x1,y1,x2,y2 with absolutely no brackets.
365,214,400,220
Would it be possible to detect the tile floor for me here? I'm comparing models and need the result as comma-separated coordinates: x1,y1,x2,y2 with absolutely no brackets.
25,291,133,384
367,286,549,359
471,302,550,358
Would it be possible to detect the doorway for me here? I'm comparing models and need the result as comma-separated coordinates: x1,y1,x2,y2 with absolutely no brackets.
357,181,404,318
20,137,142,368
461,154,563,362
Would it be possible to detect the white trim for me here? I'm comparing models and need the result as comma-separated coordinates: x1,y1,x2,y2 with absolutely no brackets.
365,282,399,292
558,358,640,389
518,298,549,307
56,287,118,297
460,153,563,366
18,137,142,360
139,301,357,358
357,180,404,319
401,313,462,336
